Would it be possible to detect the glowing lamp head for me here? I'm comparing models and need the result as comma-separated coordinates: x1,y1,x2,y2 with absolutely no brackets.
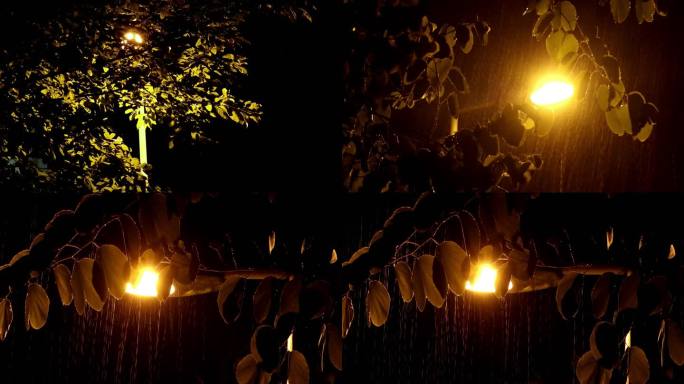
530,80,574,107
123,30,144,45
125,266,175,297
465,263,513,293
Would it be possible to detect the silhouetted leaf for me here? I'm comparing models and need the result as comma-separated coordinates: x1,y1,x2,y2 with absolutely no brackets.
53,264,73,305
394,261,414,302
628,346,649,384
436,241,469,295
250,325,279,371
668,321,684,366
618,273,639,312
288,350,309,384
235,354,258,384
217,275,244,325
253,277,274,324
494,262,513,299
610,0,631,23
157,265,174,301
342,295,354,339
0,298,13,341
545,30,578,63
367,280,390,326
590,321,619,365
559,1,577,31
417,254,444,308
95,244,131,300
606,103,632,136
71,258,104,314
300,280,332,320
326,323,342,370
25,283,49,330
277,277,302,322
591,273,613,319
556,272,579,320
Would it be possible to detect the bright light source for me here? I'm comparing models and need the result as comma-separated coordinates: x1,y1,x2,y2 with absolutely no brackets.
465,263,513,293
123,30,144,45
530,80,574,107
287,333,294,352
125,267,175,297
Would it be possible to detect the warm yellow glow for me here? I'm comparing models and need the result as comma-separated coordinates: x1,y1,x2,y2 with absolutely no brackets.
465,263,513,293
125,267,175,297
625,330,631,351
287,333,294,352
530,80,574,106
124,31,144,44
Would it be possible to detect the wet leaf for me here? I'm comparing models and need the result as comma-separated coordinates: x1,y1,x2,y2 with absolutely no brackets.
436,241,469,295
253,277,273,324
628,346,649,384
217,275,244,325
618,273,639,312
95,244,131,300
591,273,613,319
556,272,579,320
326,323,342,370
367,281,390,326
53,264,73,305
394,261,414,303
494,262,513,299
669,321,684,366
610,0,631,23
0,298,13,341
235,354,258,384
71,258,104,314
342,295,354,338
25,283,49,330
288,350,309,384
545,30,578,63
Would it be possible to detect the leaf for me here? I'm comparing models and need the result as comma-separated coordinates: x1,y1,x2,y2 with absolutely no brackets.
556,272,579,320
494,262,513,299
157,265,174,301
669,321,684,366
635,0,656,23
268,231,276,254
278,277,302,321
288,350,309,384
591,273,613,319
250,325,279,371
95,244,131,300
668,244,676,259
628,346,649,384
596,85,611,112
366,280,390,327
342,295,354,339
436,241,469,295
559,1,577,31
53,264,73,305
235,354,258,384
610,0,631,23
118,213,141,265
25,283,49,330
253,277,273,324
416,254,444,308
342,247,369,267
71,258,104,314
0,299,13,341
326,323,343,370
394,261,414,303
606,227,614,249
545,30,579,63
447,93,460,120
590,322,619,364
618,273,639,312
217,275,244,325
330,249,338,264
576,351,599,384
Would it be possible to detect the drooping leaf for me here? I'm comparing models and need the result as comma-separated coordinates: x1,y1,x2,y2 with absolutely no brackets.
278,277,302,321
326,323,343,370
606,227,614,249
300,280,332,320
576,351,599,384
25,283,49,330
610,0,632,23
416,254,444,308
494,262,513,299
435,241,469,295
591,273,613,319
288,350,309,384
95,244,131,300
556,272,579,320
0,299,13,341
71,258,104,314
157,265,174,301
53,264,73,305
268,231,276,254
618,273,639,312
250,325,279,371
235,354,258,384
628,346,649,384
668,321,684,366
635,0,656,23
329,249,338,264
217,275,244,325
458,211,481,259
253,277,274,324
366,280,390,327
605,103,632,136
590,321,619,365
559,1,577,31
342,295,354,339
545,30,579,63
394,261,414,303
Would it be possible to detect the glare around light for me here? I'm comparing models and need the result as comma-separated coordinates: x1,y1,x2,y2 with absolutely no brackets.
124,30,144,44
125,267,175,297
530,80,574,107
465,263,513,293
287,333,294,352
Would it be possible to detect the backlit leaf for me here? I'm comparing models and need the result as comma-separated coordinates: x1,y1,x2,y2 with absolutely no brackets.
394,261,414,303
342,295,354,338
668,321,684,366
71,258,104,314
436,241,469,295
628,346,649,384
545,30,579,63
53,264,73,305
95,244,131,300
559,1,577,31
366,280,390,327
591,273,613,319
25,283,49,330
635,0,656,23
235,354,258,384
610,0,631,23
0,299,13,341
253,277,273,324
605,103,632,136
288,350,309,384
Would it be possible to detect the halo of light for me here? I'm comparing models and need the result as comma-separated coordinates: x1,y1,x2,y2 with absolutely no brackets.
123,30,144,45
530,80,574,106
125,266,175,297
465,263,513,293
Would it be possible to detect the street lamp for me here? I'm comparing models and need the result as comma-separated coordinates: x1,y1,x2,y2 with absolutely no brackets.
530,78,575,107
465,262,513,293
125,266,175,298
123,30,144,45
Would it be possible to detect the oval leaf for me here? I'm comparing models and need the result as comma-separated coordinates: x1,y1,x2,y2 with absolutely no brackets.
342,295,354,339
235,354,258,384
436,241,469,295
591,273,613,319
576,351,599,384
253,277,274,324
326,323,343,370
556,272,579,320
217,275,244,325
366,280,390,327
278,277,302,321
53,264,73,305
618,273,639,312
628,346,649,384
610,0,631,23
0,298,13,341
668,321,684,366
71,258,104,315
394,261,414,303
95,244,131,300
25,283,49,330
288,350,310,384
